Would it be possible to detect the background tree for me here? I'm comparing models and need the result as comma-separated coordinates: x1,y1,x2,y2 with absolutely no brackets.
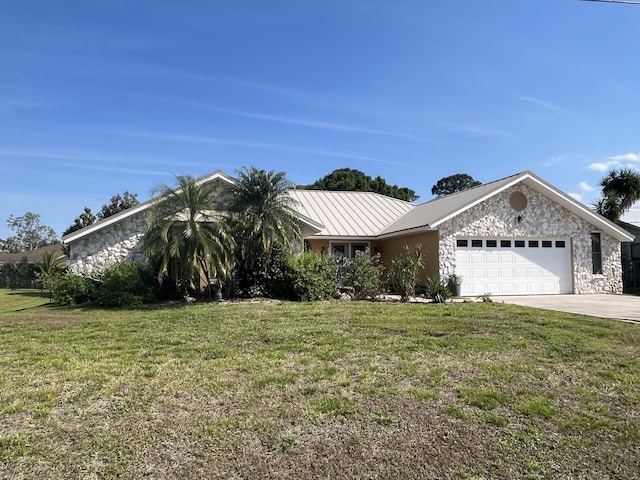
302,168,419,202
143,175,235,299
5,212,58,252
224,167,301,295
431,173,481,197
593,168,640,222
63,207,97,236
97,191,139,220
63,192,139,237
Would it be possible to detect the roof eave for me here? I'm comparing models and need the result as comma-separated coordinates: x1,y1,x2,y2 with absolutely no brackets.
376,225,435,240
63,170,237,244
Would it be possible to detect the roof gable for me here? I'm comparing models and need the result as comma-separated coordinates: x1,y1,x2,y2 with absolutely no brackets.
62,170,235,244
379,170,634,242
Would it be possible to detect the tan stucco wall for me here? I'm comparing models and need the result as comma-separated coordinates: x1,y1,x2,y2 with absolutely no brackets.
375,231,439,283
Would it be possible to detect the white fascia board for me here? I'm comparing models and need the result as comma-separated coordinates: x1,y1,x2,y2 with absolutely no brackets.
304,235,378,241
376,225,435,240
62,200,157,244
63,172,234,244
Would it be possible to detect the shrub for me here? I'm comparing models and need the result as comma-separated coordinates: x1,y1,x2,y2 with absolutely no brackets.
45,273,96,306
344,248,384,300
94,261,159,307
424,276,451,303
285,251,336,301
388,244,425,302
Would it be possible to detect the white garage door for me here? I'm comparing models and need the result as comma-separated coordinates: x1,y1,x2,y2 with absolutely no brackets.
455,238,572,296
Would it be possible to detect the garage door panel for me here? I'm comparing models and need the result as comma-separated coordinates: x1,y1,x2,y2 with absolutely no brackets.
455,238,571,296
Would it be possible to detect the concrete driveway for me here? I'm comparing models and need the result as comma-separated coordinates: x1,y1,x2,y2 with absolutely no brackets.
492,294,640,323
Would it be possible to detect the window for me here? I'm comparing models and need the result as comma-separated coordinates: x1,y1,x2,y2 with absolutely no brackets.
515,240,525,248
332,243,346,257
528,240,539,248
486,240,497,248
556,240,566,248
330,242,370,259
471,240,483,248
456,239,468,247
351,243,368,258
501,240,511,247
542,240,552,248
591,233,602,274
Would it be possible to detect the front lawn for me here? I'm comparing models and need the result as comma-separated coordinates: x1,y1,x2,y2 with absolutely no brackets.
1,290,639,479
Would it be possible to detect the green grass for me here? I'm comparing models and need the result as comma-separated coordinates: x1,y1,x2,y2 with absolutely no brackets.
1,289,639,479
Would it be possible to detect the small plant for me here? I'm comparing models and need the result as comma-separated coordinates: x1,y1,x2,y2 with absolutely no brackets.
424,276,451,303
344,248,384,300
477,292,493,303
447,273,463,297
388,244,425,302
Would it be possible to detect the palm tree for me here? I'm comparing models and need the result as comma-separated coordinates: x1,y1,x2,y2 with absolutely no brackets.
37,249,67,301
143,174,235,298
594,168,640,222
224,167,301,291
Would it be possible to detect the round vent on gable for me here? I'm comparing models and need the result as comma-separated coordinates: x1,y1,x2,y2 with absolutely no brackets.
509,191,528,212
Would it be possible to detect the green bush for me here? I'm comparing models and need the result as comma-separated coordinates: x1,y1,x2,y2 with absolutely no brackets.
45,273,96,306
285,251,336,301
424,276,451,303
344,248,384,300
94,261,159,307
388,244,425,302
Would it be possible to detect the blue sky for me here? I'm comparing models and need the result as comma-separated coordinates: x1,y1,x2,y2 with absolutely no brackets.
2,0,640,240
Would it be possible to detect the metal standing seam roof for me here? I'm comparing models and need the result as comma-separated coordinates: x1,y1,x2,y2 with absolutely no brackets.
289,190,414,238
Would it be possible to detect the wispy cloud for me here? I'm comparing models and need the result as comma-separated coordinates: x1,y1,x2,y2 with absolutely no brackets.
118,130,404,166
519,96,588,124
568,192,582,202
587,152,640,172
520,96,563,113
434,121,504,138
194,105,427,142
0,148,209,171
578,181,594,193
541,154,570,167
607,77,639,100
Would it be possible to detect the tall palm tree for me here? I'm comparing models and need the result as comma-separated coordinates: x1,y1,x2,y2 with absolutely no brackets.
224,167,301,286
143,174,235,298
594,168,640,222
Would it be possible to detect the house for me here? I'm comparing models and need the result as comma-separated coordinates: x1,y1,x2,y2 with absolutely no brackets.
619,209,640,291
62,169,634,296
0,244,67,266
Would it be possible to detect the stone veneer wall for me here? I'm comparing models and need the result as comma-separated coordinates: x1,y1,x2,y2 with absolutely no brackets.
437,184,623,294
68,212,149,276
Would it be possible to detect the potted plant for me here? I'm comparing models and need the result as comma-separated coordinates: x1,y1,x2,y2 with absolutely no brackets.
210,279,223,302
447,273,463,297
